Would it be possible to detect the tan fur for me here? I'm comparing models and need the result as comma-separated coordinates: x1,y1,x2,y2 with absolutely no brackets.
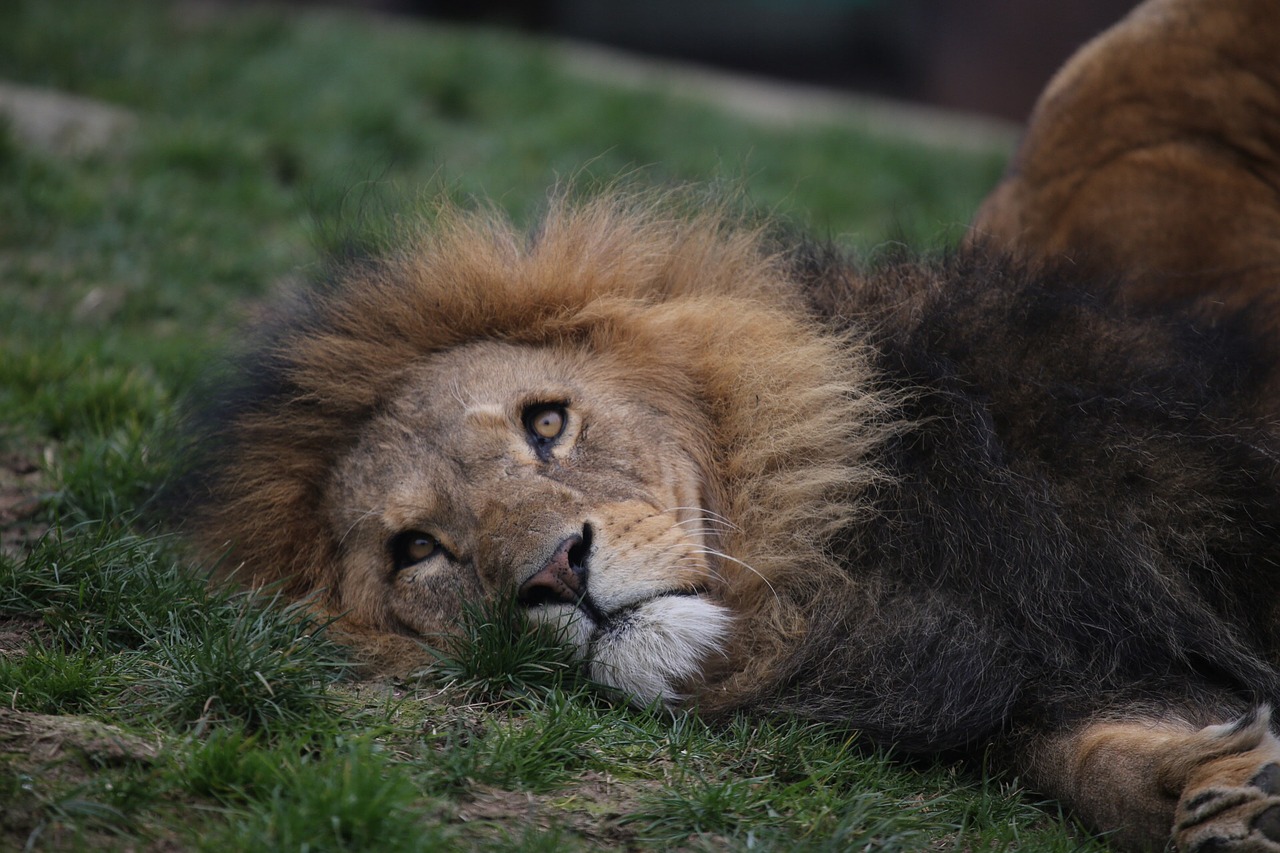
1026,712,1280,852
971,0,1280,341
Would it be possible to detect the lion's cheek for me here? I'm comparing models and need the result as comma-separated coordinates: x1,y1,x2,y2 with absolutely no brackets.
585,596,732,706
383,561,485,638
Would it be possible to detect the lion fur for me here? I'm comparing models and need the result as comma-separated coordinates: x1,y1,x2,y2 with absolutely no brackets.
180,190,1280,752
972,0,1280,349
788,246,1280,749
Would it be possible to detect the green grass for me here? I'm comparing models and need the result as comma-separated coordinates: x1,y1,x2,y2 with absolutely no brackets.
0,523,344,730
0,0,1113,850
427,594,585,702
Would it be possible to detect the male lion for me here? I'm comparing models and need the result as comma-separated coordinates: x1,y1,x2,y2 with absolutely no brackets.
178,0,1280,849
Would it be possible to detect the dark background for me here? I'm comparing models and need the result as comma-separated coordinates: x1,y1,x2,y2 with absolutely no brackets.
283,0,1139,121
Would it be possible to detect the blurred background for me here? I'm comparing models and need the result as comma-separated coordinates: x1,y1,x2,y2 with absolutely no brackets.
280,0,1140,121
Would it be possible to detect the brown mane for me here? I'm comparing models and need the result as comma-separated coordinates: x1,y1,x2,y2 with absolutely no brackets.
183,193,900,705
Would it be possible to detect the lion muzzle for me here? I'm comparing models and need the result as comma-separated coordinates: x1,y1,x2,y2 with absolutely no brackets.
517,528,591,608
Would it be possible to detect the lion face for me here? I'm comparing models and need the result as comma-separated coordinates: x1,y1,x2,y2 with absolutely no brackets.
326,340,732,703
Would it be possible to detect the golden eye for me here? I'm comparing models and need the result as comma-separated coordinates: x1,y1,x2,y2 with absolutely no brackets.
531,408,564,439
391,531,441,571
523,403,567,444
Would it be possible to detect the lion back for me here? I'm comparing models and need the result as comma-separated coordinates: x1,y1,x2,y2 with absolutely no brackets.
972,0,1280,343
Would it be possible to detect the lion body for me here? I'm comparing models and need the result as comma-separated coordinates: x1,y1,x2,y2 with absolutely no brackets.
179,0,1280,848
790,249,1280,749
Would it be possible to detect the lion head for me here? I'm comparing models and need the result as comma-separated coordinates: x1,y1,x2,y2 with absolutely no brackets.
180,195,897,709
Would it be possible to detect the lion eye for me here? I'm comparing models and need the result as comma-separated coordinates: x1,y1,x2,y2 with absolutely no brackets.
523,403,567,443
390,531,441,570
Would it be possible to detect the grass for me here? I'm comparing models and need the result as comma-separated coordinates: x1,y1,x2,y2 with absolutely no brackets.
427,594,585,703
0,0,1112,849
0,522,344,731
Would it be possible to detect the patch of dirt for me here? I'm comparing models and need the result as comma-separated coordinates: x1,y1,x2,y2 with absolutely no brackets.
0,707,160,767
0,616,45,660
457,772,663,848
337,680,667,846
0,449,51,560
0,81,135,158
0,708,166,851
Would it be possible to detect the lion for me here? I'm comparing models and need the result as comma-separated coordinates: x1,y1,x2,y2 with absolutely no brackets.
174,0,1280,850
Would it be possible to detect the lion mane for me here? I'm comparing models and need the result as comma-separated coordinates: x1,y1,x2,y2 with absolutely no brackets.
177,0,1280,848
180,195,898,706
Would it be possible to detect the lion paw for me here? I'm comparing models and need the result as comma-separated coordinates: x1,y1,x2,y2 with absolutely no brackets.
1172,712,1280,852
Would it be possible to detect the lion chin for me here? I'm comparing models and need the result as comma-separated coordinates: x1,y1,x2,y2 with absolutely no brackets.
534,597,732,704
171,0,1280,849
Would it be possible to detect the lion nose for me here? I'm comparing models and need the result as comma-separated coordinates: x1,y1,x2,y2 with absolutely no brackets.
517,528,591,607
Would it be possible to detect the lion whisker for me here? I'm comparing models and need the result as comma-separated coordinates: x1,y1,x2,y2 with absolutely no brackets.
663,506,741,531
669,522,734,541
676,563,730,587
337,507,382,549
691,547,777,599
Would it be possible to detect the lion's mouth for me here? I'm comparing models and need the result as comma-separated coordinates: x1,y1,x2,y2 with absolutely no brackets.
527,585,712,634
522,588,731,705
588,593,675,635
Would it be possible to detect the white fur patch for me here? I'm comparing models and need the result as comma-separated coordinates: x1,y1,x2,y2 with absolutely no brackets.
526,603,594,654
585,596,732,705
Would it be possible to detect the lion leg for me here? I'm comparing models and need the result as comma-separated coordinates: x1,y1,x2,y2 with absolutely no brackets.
1024,708,1280,852
1167,711,1280,853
